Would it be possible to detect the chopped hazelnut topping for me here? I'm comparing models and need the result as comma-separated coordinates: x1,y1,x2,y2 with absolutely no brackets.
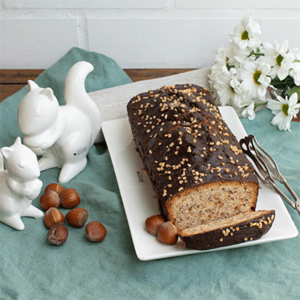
222,229,230,236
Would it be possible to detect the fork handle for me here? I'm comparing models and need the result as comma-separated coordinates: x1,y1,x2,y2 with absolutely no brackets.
267,179,300,215
281,178,300,216
240,135,300,216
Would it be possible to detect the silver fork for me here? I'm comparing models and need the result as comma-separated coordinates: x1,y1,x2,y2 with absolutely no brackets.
239,135,300,216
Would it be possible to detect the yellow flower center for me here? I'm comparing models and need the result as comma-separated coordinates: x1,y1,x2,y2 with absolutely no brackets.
253,71,262,85
276,55,284,66
282,104,289,116
241,30,249,40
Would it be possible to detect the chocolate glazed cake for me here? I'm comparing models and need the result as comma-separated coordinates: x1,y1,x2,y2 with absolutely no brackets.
127,84,275,250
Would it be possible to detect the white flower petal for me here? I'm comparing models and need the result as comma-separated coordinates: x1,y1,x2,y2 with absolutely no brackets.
240,79,255,91
257,85,267,99
241,61,257,76
267,99,283,114
242,101,256,120
277,67,289,81
271,112,292,131
289,93,298,106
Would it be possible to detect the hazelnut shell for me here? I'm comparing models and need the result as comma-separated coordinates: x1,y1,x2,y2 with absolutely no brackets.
60,188,81,209
145,215,165,235
40,190,60,211
44,207,65,229
66,208,89,228
45,183,64,195
47,224,68,246
157,222,178,245
85,221,107,242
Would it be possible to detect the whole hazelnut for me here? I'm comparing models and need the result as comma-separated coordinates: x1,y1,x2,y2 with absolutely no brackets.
47,224,68,246
40,190,60,210
45,183,64,195
145,215,165,235
66,208,89,228
60,188,81,209
157,222,178,245
85,221,107,242
44,207,65,229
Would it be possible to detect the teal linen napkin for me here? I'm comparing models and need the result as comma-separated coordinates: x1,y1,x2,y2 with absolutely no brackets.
0,47,299,300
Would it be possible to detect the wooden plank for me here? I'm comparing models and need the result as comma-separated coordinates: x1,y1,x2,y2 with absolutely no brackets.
124,68,195,82
0,69,45,84
0,84,26,102
0,68,195,84
0,69,45,102
0,69,195,102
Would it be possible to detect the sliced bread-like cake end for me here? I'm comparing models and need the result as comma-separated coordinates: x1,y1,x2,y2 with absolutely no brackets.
179,210,275,250
165,180,259,232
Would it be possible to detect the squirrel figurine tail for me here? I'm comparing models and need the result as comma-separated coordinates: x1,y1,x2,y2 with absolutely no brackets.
18,61,101,183
64,61,101,143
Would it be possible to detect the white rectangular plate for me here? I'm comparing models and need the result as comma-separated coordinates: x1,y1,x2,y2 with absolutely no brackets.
102,106,298,261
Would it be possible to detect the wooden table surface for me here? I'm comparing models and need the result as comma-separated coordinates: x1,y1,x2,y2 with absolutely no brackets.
1,68,299,121
0,69,195,102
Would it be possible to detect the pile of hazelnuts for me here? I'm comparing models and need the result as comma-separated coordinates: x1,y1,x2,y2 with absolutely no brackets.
40,183,107,246
145,215,178,245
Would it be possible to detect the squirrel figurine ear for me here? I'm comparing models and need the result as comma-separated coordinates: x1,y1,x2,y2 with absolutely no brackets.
40,87,54,100
13,137,22,145
1,147,12,159
28,80,39,91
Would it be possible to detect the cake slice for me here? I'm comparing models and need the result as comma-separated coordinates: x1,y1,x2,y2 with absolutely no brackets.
179,210,275,250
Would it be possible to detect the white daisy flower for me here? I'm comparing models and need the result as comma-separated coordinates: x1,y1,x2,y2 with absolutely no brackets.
209,46,229,81
241,100,256,120
262,40,295,80
213,66,245,106
229,15,261,50
227,42,253,67
213,45,229,66
239,60,271,100
267,92,300,131
290,50,300,86
290,63,300,86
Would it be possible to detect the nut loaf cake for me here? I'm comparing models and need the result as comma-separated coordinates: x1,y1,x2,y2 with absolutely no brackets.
127,84,274,250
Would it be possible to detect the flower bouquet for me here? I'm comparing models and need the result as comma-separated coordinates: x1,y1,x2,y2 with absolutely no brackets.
209,15,300,131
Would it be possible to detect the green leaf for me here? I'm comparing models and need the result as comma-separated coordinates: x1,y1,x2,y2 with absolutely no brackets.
271,75,296,90
287,87,300,102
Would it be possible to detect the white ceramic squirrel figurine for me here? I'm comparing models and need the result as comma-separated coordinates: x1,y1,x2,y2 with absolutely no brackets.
18,61,101,183
0,137,43,230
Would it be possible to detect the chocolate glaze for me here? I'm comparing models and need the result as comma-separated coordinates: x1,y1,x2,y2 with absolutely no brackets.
180,210,275,250
127,84,259,218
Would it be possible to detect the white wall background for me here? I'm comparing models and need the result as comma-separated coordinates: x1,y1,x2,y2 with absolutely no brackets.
1,0,300,69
